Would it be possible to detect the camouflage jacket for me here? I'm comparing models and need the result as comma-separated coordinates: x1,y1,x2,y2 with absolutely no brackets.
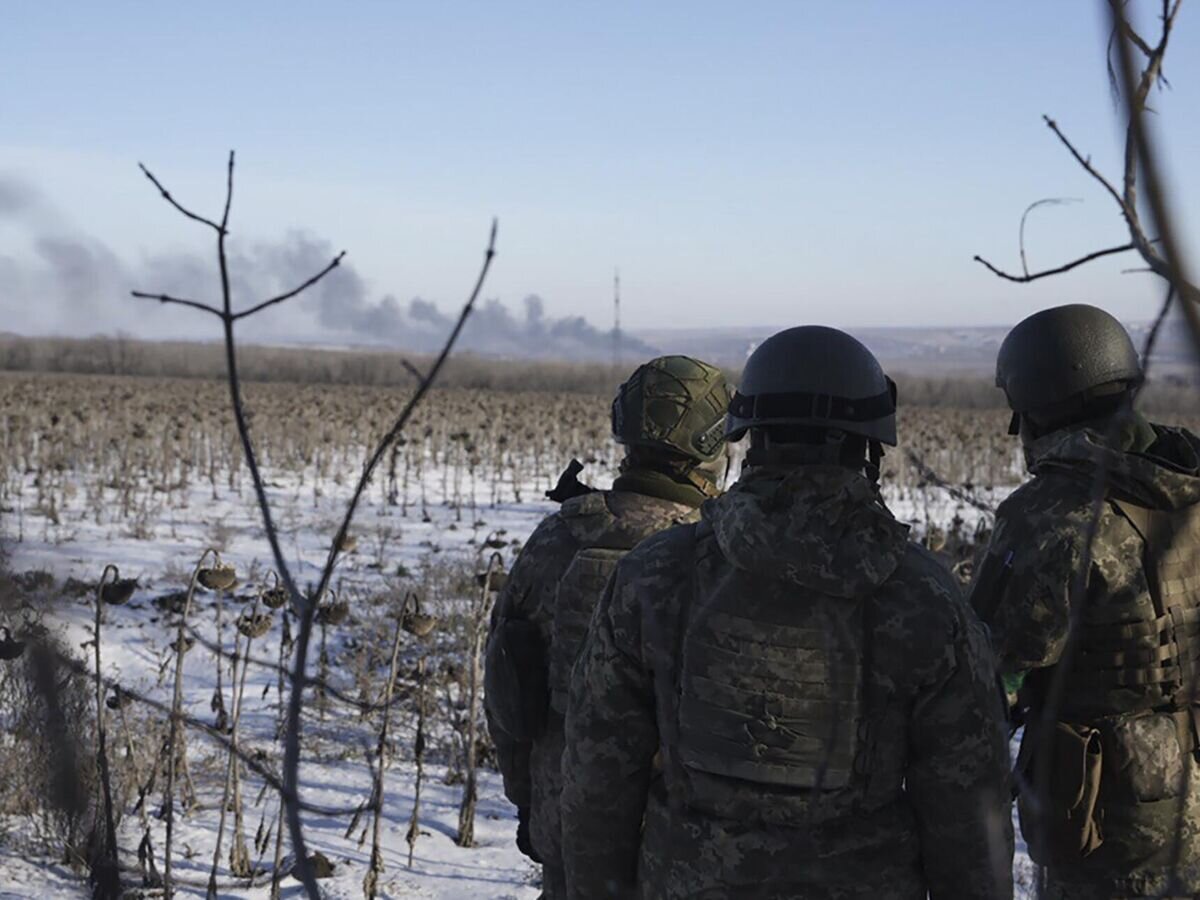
562,465,1013,900
971,418,1200,894
485,485,699,879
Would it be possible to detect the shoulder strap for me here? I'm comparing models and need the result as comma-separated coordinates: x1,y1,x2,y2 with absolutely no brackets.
663,523,703,811
1111,498,1165,618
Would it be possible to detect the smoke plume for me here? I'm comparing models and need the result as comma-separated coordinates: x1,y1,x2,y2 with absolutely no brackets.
0,173,655,361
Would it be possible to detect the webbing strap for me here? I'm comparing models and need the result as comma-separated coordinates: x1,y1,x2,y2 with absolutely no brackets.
1076,641,1179,669
1078,606,1200,642
1083,663,1184,688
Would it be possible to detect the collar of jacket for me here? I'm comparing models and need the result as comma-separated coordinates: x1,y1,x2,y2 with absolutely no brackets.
613,466,714,508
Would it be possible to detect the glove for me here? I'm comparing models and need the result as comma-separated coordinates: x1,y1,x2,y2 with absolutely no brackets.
516,806,542,863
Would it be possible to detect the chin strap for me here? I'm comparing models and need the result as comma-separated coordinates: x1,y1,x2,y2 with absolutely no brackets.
682,464,723,499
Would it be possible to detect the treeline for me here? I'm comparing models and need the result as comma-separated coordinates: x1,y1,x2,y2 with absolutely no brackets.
0,333,623,394
0,333,1196,413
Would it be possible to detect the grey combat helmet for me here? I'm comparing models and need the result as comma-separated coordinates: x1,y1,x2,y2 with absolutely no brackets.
727,326,897,445
996,304,1142,433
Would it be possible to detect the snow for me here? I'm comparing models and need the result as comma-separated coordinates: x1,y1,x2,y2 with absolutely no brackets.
1,451,1032,897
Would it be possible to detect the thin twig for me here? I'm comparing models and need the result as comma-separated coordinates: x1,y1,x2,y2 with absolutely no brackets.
46,645,362,818
182,620,412,714
138,163,225,233
903,449,996,515
282,217,498,896
973,242,1137,283
130,292,224,318
1109,4,1198,892
135,151,499,900
1019,198,1082,277
233,252,347,321
1042,115,1130,214
401,359,427,383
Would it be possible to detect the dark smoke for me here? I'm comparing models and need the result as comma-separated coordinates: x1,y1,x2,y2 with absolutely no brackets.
0,174,656,361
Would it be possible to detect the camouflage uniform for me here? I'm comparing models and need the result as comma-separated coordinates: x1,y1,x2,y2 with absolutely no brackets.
562,465,1014,899
487,481,701,898
971,416,1200,898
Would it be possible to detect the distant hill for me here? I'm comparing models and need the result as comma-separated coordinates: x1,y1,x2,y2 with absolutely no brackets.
634,318,1198,380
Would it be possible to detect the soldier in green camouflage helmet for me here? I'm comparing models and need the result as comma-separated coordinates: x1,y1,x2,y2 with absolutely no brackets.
972,303,1200,898
561,326,1014,899
484,354,732,899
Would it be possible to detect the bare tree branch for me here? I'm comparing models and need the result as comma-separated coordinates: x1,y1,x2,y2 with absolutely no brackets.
1042,115,1130,214
130,291,224,318
233,252,347,321
1019,197,1082,276
401,359,427,383
973,242,1137,283
1019,3,1194,891
281,217,498,897
138,163,225,234
221,151,235,232
134,150,499,899
1109,0,1200,325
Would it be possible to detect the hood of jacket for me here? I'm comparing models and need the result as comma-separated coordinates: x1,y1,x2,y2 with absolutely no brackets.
701,465,910,598
1028,415,1200,511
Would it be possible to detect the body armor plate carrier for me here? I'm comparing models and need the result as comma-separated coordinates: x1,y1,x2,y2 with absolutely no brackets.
1071,499,1200,727
549,491,693,716
549,546,627,714
674,530,870,823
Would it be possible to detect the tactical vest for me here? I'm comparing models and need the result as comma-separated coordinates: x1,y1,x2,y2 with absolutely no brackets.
670,527,898,827
548,491,693,715
1067,499,1200,724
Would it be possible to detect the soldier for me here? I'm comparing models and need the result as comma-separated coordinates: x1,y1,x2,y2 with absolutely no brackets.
484,355,733,899
561,326,1014,899
971,303,1200,898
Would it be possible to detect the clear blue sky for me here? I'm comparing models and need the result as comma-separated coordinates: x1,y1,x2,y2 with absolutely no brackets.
1,1,1197,341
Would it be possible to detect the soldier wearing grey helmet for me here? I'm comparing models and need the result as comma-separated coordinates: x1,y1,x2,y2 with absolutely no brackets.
561,326,1013,899
972,303,1200,898
484,355,732,899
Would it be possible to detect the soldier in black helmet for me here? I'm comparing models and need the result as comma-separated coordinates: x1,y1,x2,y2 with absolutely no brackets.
484,355,732,899
561,326,1013,899
972,303,1200,898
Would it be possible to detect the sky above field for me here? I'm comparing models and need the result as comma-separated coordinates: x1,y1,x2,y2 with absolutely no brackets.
2,1,1199,351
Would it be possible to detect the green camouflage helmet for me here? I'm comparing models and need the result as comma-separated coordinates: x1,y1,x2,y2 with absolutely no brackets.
612,356,732,462
996,303,1143,414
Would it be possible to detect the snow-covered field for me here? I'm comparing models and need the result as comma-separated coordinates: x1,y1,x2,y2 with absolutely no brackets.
1,450,1029,898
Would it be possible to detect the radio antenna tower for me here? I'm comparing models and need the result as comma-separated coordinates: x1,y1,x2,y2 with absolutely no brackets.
612,267,621,373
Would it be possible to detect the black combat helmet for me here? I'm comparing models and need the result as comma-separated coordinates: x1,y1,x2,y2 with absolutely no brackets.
727,326,897,445
612,355,732,463
996,304,1142,430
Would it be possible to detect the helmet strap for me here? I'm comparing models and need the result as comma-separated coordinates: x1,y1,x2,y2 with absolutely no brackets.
745,428,848,468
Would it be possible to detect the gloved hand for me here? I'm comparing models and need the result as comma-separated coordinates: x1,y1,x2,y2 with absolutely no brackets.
516,806,542,863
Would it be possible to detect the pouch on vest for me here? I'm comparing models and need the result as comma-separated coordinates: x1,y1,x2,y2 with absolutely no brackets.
484,616,548,742
1017,721,1104,865
548,548,625,714
674,590,866,823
